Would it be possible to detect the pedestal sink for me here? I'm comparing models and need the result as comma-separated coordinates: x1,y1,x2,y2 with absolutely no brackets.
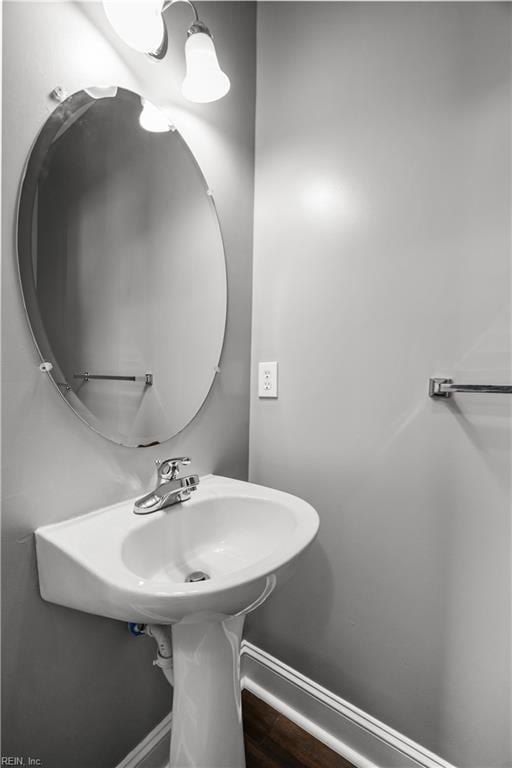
35,475,319,768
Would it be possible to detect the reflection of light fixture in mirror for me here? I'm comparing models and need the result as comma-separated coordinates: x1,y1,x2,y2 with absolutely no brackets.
85,85,119,100
139,99,173,132
102,0,230,103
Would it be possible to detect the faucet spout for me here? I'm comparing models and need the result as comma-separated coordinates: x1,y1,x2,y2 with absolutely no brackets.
134,458,199,514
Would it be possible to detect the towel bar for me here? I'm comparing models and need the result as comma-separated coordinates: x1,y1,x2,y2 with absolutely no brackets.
429,377,512,398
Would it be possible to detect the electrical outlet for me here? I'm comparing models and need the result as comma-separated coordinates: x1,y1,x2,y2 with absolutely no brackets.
258,361,278,398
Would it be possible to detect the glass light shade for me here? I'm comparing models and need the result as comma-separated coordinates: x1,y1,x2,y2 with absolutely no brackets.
139,99,172,132
182,32,230,103
103,1,165,54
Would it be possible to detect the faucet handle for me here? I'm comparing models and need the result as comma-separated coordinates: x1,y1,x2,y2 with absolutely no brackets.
155,457,191,481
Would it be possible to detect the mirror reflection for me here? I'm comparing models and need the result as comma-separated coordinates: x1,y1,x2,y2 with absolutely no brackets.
18,87,227,447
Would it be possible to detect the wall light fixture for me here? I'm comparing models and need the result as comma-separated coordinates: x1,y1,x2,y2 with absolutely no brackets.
103,0,230,103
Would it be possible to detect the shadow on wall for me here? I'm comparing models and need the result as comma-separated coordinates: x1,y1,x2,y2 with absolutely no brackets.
247,539,335,661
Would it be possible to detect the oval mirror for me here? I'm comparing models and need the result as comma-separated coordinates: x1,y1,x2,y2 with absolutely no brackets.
18,87,227,447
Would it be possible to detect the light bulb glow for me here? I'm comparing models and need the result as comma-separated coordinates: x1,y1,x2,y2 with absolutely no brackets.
182,32,230,103
139,99,172,132
299,176,360,229
103,1,165,54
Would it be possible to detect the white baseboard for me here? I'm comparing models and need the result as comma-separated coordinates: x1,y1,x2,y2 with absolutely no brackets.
115,641,458,768
240,640,458,768
115,713,171,768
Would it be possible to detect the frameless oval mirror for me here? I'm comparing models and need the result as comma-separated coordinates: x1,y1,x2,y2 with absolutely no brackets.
18,87,227,447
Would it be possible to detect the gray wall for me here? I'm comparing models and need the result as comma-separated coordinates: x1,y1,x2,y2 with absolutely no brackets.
1,2,255,765
249,3,511,767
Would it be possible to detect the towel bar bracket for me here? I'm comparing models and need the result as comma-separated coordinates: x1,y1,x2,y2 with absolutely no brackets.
429,378,454,398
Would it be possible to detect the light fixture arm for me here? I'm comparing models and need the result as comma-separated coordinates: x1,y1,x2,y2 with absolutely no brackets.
162,0,200,25
150,0,209,60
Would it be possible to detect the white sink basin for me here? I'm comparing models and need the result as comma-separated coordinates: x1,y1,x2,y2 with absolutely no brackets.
35,475,319,623
35,474,319,768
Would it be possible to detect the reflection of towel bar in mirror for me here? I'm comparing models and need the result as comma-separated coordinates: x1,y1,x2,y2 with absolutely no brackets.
73,372,153,386
429,377,512,398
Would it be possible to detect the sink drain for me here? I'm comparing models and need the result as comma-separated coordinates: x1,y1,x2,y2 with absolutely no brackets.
185,570,210,583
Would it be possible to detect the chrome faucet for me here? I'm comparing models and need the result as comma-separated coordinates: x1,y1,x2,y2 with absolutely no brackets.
133,457,200,514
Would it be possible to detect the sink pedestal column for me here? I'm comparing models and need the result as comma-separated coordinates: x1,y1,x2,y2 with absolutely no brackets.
170,615,246,768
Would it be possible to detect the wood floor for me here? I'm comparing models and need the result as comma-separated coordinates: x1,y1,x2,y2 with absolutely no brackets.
242,690,355,768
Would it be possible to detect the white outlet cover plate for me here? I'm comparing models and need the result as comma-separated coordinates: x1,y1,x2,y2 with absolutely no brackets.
258,361,278,398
